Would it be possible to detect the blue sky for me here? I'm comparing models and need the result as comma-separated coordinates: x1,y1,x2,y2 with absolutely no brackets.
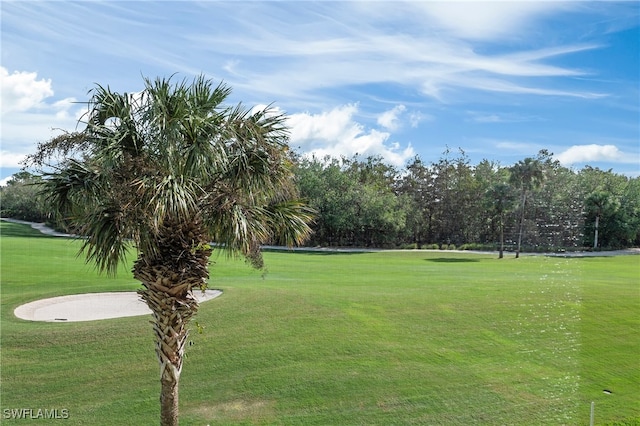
1,1,639,184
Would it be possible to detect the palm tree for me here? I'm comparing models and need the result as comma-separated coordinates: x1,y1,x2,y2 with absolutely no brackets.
509,158,544,258
27,75,314,426
584,190,618,249
484,182,515,258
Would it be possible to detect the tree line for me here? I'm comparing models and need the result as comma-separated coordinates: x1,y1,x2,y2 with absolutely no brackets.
2,149,639,252
293,149,640,252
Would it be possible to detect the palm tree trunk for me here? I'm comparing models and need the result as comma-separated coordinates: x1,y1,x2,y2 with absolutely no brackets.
160,371,179,426
499,213,504,259
137,281,200,426
516,190,527,259
133,218,212,426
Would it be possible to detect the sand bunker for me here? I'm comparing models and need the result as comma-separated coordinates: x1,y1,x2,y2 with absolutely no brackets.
14,290,222,322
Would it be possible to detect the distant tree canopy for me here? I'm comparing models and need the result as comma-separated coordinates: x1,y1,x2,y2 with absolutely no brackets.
294,149,640,251
9,149,640,251
0,171,47,222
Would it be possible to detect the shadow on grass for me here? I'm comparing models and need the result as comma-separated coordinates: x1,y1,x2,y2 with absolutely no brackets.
0,222,54,239
426,257,480,263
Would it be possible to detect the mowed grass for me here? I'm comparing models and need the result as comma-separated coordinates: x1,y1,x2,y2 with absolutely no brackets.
1,221,638,425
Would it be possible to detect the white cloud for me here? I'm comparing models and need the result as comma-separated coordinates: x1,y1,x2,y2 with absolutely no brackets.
288,104,360,143
287,104,414,166
0,67,54,114
555,144,637,165
0,68,79,169
0,175,14,186
0,151,29,168
377,105,406,131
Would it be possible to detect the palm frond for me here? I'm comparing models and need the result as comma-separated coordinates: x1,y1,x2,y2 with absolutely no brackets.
40,159,103,215
220,106,292,197
30,74,314,276
207,202,270,253
265,200,315,247
25,131,89,169
79,203,131,276
144,175,202,229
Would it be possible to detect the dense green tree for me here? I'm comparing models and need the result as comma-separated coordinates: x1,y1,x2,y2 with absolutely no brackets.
347,156,406,247
453,152,482,244
484,182,516,258
295,156,358,246
509,157,544,258
296,155,406,247
473,160,508,244
427,149,479,246
621,177,640,246
584,191,617,248
530,152,584,249
578,167,639,249
0,172,47,221
583,184,639,249
428,152,455,245
578,166,628,196
27,75,313,426
398,157,433,247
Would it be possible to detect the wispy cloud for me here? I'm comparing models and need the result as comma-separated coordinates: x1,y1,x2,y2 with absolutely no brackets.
467,111,543,124
469,114,503,124
173,2,607,106
489,139,543,156
2,1,611,109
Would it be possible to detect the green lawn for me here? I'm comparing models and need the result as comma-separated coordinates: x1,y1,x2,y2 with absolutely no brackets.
1,221,639,425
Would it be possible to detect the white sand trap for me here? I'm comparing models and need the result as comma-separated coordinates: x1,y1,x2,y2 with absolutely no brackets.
14,290,222,322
